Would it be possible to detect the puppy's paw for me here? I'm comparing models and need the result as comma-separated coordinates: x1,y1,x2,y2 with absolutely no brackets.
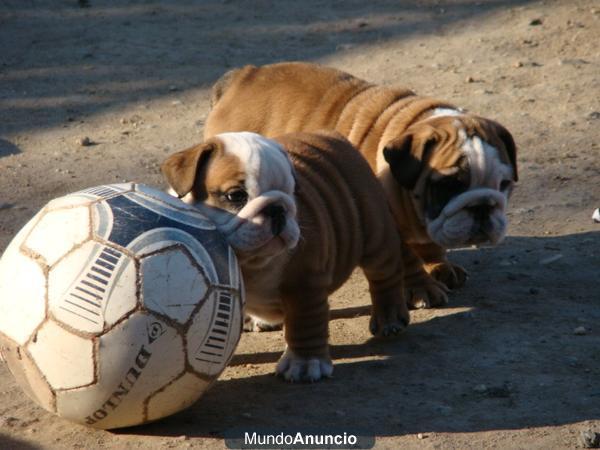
405,278,449,309
369,302,409,337
275,349,333,383
426,262,468,290
243,315,283,332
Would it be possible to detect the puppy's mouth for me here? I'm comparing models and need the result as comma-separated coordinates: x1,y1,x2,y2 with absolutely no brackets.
197,191,300,262
426,188,508,248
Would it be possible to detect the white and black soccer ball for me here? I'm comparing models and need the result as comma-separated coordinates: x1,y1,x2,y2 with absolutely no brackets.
0,183,244,429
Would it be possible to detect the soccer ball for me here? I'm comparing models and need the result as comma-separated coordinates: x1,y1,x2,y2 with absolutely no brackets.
0,183,244,429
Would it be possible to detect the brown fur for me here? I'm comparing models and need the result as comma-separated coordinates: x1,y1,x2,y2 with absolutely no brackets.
162,131,409,366
204,62,518,306
275,132,408,358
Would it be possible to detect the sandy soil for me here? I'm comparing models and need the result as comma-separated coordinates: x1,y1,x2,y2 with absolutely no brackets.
1,0,599,448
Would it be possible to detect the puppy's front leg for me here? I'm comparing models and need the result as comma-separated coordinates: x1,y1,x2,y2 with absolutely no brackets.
275,288,333,383
409,242,468,290
402,242,450,309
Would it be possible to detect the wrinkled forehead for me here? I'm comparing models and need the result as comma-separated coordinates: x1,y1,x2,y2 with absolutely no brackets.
216,132,295,196
426,117,514,186
458,128,513,187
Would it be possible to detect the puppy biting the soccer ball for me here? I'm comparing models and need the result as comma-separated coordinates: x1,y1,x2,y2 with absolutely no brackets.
162,131,409,382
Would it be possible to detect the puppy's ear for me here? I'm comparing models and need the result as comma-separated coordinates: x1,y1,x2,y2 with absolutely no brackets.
383,128,438,190
161,142,216,198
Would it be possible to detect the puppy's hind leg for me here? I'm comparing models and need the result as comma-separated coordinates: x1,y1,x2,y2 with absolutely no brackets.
361,248,410,337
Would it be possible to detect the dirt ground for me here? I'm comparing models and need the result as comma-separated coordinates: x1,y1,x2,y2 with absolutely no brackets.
1,0,599,448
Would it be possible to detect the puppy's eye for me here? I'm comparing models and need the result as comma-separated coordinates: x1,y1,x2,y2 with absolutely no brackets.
500,180,512,191
225,189,248,205
434,177,465,194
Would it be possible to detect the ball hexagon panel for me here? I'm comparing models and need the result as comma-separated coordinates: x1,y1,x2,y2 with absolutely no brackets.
145,372,209,422
140,246,209,325
28,321,95,390
186,289,242,378
24,206,91,267
0,249,46,345
103,255,138,328
48,241,137,335
133,184,217,229
55,312,184,429
0,336,55,413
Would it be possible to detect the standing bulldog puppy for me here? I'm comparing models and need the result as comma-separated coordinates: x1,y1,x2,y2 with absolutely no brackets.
204,62,518,308
161,131,409,382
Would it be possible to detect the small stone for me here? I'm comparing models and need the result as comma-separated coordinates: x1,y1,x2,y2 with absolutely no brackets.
588,112,600,120
465,76,475,83
436,405,452,415
593,209,600,223
559,58,589,67
171,100,182,106
529,18,543,26
579,430,600,448
335,410,346,417
513,61,523,68
168,85,179,92
473,384,488,393
0,202,13,210
77,136,92,146
574,326,587,336
2,416,19,427
177,435,189,441
417,433,425,439
486,385,511,398
539,254,563,265
566,357,580,368
336,43,357,51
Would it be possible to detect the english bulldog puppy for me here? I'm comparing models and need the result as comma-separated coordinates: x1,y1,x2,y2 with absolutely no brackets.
204,62,518,309
161,131,409,382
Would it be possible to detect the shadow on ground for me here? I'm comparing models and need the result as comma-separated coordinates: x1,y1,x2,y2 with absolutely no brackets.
0,139,20,157
0,0,536,136
118,231,600,438
0,434,38,450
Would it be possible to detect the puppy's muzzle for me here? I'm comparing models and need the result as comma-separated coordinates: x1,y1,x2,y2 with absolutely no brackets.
427,188,508,248
262,204,286,236
213,191,300,253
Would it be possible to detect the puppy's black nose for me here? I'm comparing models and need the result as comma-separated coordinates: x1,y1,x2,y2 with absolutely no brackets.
467,204,492,222
262,204,286,236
